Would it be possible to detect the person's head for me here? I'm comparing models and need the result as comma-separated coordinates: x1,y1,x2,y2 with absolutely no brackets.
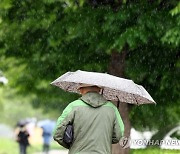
78,85,101,95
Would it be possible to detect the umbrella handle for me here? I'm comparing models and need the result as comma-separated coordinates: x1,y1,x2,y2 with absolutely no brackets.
100,88,104,95
117,100,120,109
116,96,120,109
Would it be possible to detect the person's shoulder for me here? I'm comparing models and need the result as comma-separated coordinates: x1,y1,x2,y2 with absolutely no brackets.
103,101,118,111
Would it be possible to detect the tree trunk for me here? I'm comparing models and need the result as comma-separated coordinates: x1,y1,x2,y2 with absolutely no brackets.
108,50,131,154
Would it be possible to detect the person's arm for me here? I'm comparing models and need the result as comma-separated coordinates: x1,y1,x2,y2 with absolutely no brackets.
112,107,124,144
53,102,75,148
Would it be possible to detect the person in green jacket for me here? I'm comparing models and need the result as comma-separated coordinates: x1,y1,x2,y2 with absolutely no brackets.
53,85,124,154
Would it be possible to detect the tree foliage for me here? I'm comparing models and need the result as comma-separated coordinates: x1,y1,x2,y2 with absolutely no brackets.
0,0,179,129
162,2,180,46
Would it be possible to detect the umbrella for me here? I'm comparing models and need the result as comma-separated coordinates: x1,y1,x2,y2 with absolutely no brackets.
51,70,156,105
17,119,31,127
37,119,55,134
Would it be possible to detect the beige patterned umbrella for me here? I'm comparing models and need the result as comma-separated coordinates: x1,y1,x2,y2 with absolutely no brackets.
51,70,156,105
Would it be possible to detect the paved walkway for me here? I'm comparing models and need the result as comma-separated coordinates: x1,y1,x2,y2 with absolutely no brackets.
34,149,68,154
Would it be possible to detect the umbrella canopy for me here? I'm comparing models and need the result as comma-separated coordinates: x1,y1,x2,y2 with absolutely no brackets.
51,70,156,105
17,118,33,127
37,119,55,134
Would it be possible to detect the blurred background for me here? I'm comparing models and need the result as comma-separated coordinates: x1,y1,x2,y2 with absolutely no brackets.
0,0,179,154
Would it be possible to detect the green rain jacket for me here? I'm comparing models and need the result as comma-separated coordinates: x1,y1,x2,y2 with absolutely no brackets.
53,92,124,154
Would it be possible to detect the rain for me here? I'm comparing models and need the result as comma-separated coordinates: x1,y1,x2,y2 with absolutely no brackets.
0,0,179,154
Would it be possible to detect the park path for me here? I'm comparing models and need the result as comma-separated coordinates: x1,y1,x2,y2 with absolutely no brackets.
34,149,68,154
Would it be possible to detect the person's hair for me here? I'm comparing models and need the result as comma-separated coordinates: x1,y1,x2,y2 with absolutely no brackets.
19,124,25,128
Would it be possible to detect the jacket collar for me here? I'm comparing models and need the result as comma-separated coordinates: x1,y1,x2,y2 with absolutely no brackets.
80,92,107,107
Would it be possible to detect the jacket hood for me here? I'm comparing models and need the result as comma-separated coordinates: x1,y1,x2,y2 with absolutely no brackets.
80,92,107,107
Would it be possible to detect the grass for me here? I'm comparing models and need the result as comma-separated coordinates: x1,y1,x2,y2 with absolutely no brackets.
0,138,18,154
0,137,63,154
0,138,19,154
131,148,180,154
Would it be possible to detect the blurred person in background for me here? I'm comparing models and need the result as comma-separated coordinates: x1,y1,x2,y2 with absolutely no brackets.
16,124,30,154
38,119,55,154
42,128,52,154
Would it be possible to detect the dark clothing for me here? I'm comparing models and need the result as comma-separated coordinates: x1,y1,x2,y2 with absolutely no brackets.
19,143,28,154
18,130,29,146
17,129,29,154
43,143,50,154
